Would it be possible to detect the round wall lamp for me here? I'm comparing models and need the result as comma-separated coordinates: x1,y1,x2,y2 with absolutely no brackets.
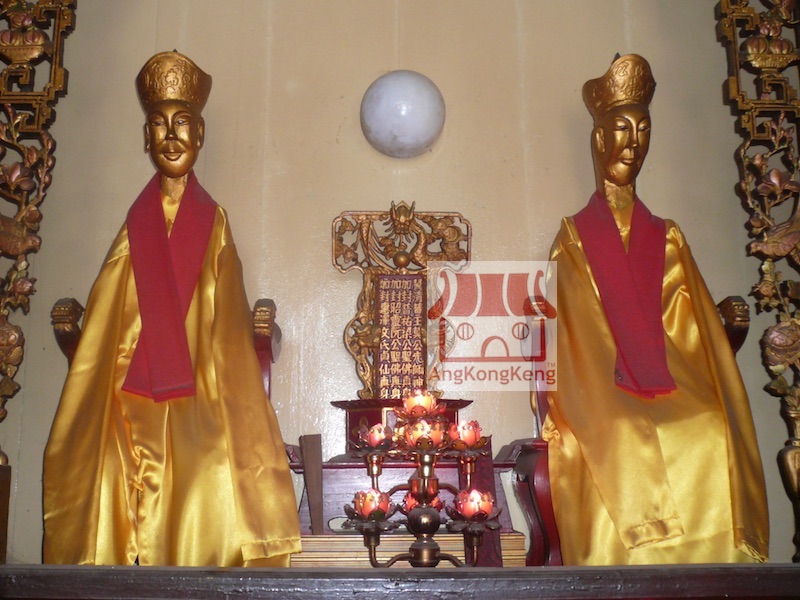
360,70,446,159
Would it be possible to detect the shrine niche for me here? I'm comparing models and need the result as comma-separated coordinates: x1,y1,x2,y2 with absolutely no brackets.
281,201,527,569
0,0,74,565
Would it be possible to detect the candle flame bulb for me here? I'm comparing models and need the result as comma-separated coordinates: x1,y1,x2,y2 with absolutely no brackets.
455,489,494,520
449,420,482,448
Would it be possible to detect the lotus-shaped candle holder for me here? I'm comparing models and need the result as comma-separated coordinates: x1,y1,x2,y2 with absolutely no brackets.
351,423,396,488
446,420,489,452
343,489,400,531
394,387,447,421
446,490,502,566
446,490,502,533
400,491,444,515
351,422,394,455
442,420,492,488
401,417,450,453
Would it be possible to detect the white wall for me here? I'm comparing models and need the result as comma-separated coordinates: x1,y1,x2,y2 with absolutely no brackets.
0,0,792,563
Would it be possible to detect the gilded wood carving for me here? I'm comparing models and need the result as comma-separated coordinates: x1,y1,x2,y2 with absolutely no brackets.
718,0,800,560
332,202,471,400
0,0,74,463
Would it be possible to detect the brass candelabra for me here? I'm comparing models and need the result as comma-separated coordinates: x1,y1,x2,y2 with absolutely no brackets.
342,389,500,568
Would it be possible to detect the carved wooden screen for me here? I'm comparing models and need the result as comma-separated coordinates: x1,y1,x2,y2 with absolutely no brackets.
332,201,471,401
0,0,74,564
0,0,74,458
718,0,800,561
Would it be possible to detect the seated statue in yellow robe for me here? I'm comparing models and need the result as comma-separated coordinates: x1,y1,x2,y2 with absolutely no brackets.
542,54,769,565
42,51,301,566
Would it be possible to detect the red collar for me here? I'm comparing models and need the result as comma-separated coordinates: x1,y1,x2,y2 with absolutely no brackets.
573,191,675,398
123,172,217,401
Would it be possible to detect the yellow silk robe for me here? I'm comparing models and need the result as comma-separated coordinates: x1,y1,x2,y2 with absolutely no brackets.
43,206,301,566
543,217,769,565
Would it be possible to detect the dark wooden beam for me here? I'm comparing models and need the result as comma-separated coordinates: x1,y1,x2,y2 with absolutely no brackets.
1,564,799,599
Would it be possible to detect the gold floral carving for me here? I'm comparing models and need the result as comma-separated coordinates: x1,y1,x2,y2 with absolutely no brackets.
0,1,74,463
332,202,471,399
718,0,800,561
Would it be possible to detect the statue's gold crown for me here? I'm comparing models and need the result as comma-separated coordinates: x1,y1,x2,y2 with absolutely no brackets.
136,51,212,113
582,54,655,122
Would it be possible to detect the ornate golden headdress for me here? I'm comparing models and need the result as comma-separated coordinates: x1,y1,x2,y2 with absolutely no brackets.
136,51,212,114
582,54,656,122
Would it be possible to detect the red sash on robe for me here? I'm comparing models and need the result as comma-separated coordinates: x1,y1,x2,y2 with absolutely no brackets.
122,172,217,401
573,191,675,399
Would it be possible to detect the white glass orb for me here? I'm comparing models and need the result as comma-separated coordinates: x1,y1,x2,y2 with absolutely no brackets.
360,70,446,159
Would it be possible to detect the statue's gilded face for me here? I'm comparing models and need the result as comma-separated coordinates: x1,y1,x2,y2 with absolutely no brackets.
144,100,204,179
593,103,651,188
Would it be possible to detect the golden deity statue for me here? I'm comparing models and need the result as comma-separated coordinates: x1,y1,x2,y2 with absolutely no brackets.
541,54,769,564
42,52,300,566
